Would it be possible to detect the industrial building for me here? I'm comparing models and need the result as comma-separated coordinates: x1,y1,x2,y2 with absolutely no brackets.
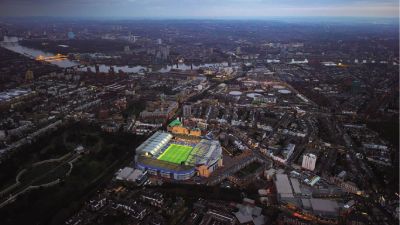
274,173,341,220
275,174,296,203
115,167,148,185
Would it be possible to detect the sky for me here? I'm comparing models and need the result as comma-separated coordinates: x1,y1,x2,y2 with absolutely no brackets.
0,0,398,18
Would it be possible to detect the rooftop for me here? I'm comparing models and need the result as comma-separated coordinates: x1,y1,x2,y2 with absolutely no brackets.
137,156,195,173
168,119,182,127
310,198,339,213
136,131,173,155
275,174,293,197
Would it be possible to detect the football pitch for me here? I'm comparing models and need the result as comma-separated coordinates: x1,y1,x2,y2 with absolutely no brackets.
157,144,193,164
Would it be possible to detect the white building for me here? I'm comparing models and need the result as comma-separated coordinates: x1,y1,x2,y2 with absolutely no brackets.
302,153,317,171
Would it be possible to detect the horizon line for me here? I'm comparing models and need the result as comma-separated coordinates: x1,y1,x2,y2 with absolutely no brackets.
0,15,398,19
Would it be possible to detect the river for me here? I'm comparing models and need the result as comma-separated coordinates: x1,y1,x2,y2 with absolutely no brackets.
1,36,230,73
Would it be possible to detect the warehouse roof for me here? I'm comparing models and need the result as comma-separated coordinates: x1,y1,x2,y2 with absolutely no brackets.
290,178,302,194
310,198,339,213
275,174,293,196
116,167,134,180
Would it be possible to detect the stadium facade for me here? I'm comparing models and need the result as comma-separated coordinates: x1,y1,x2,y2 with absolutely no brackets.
135,131,223,180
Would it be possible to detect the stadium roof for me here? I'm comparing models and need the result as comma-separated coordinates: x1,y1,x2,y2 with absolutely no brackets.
137,156,195,173
136,131,172,156
185,139,222,167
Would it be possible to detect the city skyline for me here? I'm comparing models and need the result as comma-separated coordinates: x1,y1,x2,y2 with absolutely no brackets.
0,0,398,18
0,1,398,224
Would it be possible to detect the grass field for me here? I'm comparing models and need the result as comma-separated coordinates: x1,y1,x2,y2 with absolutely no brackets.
157,144,193,164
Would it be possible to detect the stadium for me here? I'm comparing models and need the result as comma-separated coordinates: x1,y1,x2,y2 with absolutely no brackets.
135,131,223,180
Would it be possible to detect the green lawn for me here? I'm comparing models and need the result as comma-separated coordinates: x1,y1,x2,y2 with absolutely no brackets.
157,144,193,164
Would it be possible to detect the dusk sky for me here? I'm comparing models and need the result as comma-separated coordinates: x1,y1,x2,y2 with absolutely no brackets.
0,0,398,18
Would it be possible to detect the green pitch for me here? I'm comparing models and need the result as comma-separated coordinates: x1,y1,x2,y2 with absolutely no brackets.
157,144,193,164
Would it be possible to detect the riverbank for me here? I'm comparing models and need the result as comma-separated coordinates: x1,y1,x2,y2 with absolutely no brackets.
1,37,232,73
